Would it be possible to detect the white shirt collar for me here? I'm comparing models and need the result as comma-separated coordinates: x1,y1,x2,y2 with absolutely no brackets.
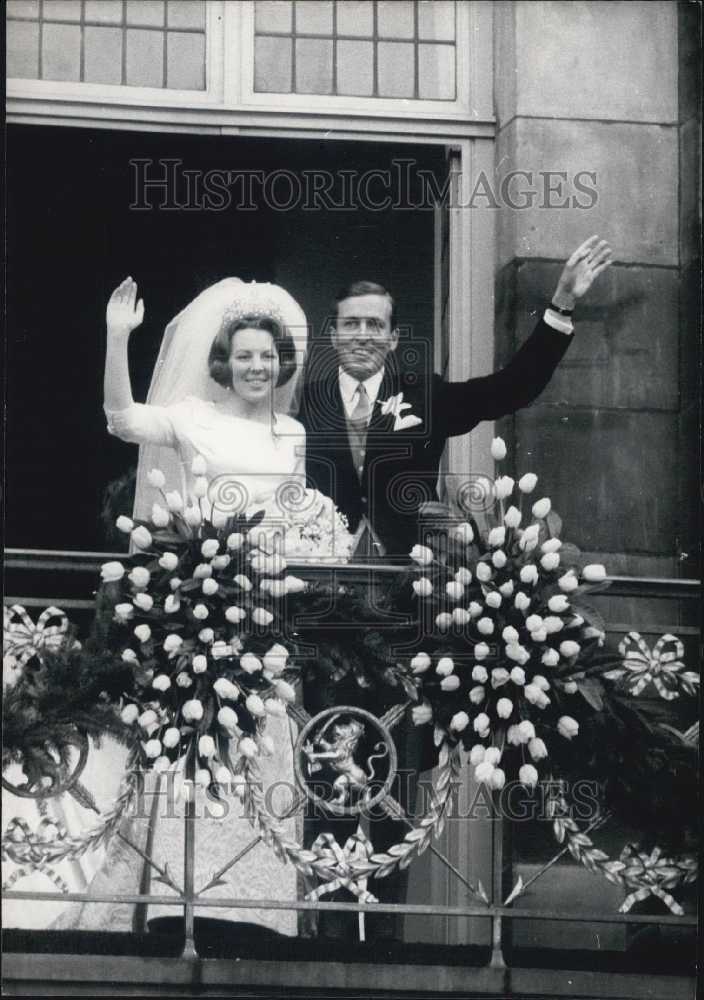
338,367,385,414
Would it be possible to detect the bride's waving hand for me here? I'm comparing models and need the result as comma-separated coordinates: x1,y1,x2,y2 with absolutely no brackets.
104,277,145,413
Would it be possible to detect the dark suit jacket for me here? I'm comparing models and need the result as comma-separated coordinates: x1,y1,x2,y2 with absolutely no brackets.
298,318,571,557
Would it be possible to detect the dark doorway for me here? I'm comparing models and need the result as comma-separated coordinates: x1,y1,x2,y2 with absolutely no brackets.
6,124,444,550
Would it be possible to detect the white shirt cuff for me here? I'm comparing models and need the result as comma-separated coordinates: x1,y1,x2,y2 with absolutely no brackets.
543,308,574,335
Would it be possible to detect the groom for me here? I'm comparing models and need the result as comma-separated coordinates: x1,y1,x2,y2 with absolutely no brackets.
298,236,612,558
296,237,611,941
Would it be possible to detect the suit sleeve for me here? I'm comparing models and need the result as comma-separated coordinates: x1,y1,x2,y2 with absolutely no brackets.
435,318,572,438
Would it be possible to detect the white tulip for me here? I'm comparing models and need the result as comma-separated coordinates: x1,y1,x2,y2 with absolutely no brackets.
148,469,166,489
518,472,538,493
454,522,474,544
488,526,506,547
435,657,454,676
528,737,548,761
491,436,507,460
496,697,513,719
121,704,139,725
557,715,579,740
519,764,539,787
469,685,485,704
532,498,552,519
409,544,434,566
440,674,460,691
450,711,470,733
411,652,432,674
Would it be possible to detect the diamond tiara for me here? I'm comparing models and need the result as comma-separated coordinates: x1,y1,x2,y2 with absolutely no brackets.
223,281,287,329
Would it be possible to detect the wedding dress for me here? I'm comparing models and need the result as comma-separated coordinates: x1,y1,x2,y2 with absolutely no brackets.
52,281,318,938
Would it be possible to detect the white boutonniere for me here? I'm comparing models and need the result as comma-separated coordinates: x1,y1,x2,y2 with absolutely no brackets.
379,392,423,431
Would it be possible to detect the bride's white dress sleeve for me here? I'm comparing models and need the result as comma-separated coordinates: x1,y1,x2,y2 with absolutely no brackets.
104,402,178,447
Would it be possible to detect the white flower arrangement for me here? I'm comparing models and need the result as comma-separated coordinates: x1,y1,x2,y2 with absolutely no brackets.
404,436,610,789
99,454,317,788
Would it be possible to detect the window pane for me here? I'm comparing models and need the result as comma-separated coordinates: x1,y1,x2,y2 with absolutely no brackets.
84,1,123,24
6,20,39,78
7,1,40,17
295,37,333,93
254,35,292,92
255,0,293,33
418,42,455,100
167,30,205,89
294,1,333,35
166,0,205,30
42,22,81,80
377,41,414,97
336,39,373,96
125,28,164,87
418,0,455,41
377,0,414,39
42,0,81,21
335,1,373,37
126,1,164,27
84,25,123,84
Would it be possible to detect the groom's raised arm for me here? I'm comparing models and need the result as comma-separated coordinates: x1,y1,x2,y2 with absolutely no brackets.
436,236,612,438
436,313,572,437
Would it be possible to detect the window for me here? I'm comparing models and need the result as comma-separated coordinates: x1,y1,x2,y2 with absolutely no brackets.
6,0,206,90
252,0,457,101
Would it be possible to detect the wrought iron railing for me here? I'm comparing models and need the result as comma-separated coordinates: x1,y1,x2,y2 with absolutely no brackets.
2,549,699,997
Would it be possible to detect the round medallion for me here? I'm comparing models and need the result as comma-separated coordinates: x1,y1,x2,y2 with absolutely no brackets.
294,706,398,816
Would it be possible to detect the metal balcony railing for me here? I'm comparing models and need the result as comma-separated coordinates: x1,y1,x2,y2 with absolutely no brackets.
2,549,699,998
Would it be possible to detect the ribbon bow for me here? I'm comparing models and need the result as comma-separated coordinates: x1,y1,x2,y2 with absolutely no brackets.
604,632,697,700
3,605,69,668
306,828,378,904
2,817,70,893
618,844,697,916
2,816,67,863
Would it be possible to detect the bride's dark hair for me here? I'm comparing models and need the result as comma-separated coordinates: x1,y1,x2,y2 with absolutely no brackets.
208,315,297,388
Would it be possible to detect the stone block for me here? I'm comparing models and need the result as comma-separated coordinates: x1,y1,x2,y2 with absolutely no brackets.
496,260,680,411
511,1,678,124
495,118,678,268
510,406,679,556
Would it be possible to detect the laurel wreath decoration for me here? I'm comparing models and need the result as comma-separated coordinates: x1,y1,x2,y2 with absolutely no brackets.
233,741,471,904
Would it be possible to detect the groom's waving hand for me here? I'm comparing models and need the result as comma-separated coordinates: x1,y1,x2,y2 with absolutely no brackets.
298,236,612,558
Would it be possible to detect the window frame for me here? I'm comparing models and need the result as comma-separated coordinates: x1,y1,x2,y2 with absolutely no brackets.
5,0,226,109
235,1,480,121
6,2,494,128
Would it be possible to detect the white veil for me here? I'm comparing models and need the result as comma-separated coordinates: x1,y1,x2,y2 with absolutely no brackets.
132,278,309,522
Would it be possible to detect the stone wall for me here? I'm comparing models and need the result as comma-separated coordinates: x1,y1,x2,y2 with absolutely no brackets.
493,1,697,588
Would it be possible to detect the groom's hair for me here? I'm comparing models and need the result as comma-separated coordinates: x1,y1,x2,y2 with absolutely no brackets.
208,316,297,388
334,281,397,331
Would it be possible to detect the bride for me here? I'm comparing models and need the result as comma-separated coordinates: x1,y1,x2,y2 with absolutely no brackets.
56,277,325,940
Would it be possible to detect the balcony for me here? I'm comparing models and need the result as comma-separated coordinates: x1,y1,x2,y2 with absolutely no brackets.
2,549,699,998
